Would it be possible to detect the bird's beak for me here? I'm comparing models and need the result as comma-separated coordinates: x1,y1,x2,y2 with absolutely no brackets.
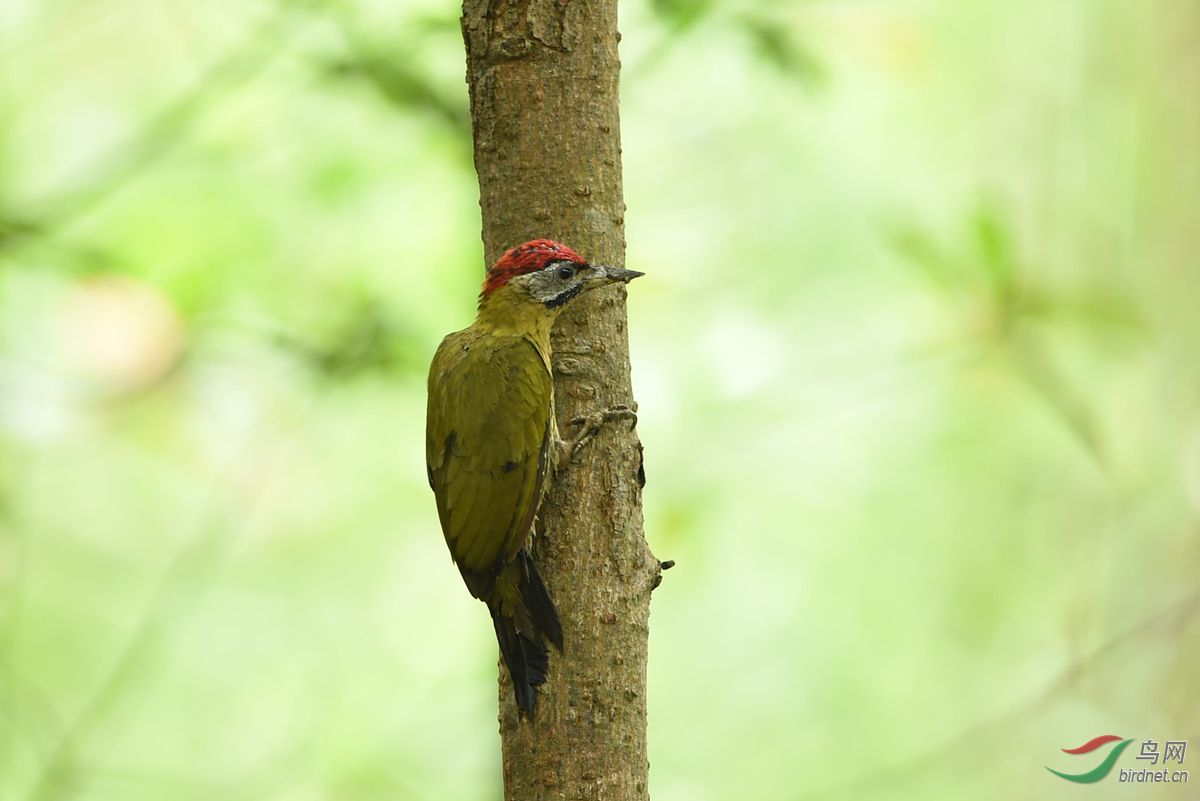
585,264,645,288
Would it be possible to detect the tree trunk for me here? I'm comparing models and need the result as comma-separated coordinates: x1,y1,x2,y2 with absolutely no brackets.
460,2,659,800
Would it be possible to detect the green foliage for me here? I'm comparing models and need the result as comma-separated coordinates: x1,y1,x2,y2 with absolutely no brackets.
735,11,826,87
1,0,1197,800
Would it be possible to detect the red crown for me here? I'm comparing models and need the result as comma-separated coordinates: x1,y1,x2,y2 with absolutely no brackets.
483,239,586,295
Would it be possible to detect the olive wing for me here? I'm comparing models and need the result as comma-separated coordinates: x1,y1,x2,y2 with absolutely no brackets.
426,334,552,583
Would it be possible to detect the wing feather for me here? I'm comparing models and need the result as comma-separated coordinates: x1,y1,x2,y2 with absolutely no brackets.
426,332,552,590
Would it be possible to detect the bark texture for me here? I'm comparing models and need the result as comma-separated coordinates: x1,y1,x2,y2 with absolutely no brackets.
461,2,658,800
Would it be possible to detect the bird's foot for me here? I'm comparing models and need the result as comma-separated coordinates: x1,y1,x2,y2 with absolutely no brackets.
563,403,638,465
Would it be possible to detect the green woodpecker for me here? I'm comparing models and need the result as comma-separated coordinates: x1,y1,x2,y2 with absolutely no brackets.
426,239,643,716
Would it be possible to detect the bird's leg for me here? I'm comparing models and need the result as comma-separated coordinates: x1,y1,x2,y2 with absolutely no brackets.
563,403,638,465
551,413,571,476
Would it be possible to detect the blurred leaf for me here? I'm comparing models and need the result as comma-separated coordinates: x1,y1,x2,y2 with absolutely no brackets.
1023,288,1146,335
648,0,715,32
971,204,1019,303
894,205,1116,462
897,203,1144,342
889,223,963,295
272,296,423,379
0,218,135,277
736,12,826,87
323,54,470,136
1010,332,1105,464
0,216,39,252
894,203,1028,338
408,12,461,37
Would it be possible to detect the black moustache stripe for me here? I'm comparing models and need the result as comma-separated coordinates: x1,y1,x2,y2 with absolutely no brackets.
543,283,584,309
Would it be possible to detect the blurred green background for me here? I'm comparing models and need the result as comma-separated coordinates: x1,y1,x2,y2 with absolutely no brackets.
1,0,1198,799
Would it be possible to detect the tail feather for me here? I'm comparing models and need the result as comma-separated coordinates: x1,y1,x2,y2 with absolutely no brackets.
489,550,562,716
519,550,563,652
489,605,550,715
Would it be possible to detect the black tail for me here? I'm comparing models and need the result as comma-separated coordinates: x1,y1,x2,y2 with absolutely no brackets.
489,550,563,717
519,550,563,652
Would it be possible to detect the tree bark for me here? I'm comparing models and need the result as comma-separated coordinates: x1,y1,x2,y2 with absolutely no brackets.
460,2,658,800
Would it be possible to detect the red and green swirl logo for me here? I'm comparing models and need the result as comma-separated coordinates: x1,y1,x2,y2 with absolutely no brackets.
1047,735,1135,783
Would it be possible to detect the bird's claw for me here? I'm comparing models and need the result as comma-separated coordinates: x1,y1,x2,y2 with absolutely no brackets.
564,404,638,465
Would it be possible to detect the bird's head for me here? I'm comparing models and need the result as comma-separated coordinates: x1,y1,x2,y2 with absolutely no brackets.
480,239,643,310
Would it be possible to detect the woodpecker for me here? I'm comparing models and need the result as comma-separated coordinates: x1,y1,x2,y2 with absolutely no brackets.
426,239,643,716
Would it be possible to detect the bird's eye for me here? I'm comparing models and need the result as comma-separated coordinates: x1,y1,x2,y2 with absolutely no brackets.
556,266,574,280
